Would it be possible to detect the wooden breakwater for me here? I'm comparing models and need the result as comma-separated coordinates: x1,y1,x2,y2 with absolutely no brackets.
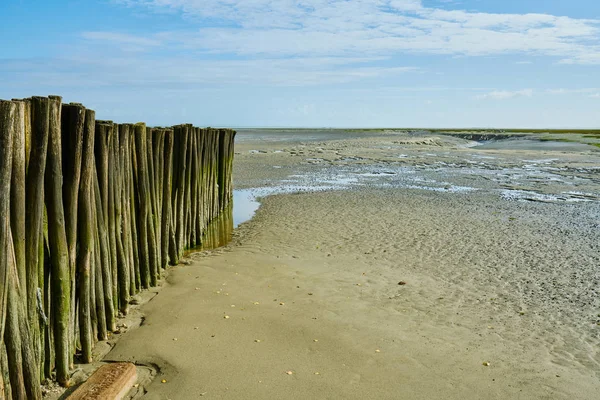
0,96,235,398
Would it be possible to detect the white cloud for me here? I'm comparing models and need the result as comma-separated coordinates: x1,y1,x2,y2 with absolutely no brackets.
0,55,417,88
546,88,600,95
109,0,600,63
477,89,533,100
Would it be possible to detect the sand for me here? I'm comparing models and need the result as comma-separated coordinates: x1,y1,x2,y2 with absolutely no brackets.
107,130,600,399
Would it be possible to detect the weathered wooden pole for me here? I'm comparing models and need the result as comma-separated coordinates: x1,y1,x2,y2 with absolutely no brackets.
175,125,189,258
189,128,198,246
60,103,85,359
100,122,118,310
25,97,50,370
0,101,15,396
43,95,72,385
146,137,159,284
217,129,225,211
193,128,202,245
0,100,22,399
229,131,236,203
9,101,26,300
77,109,96,364
160,129,174,270
133,123,153,287
92,165,116,332
89,232,97,343
144,127,160,284
121,125,137,295
168,126,181,265
184,127,194,249
209,128,216,222
152,129,164,267
114,125,129,313
146,128,159,262
207,128,215,223
89,120,106,340
200,128,208,236
92,202,107,341
128,128,142,289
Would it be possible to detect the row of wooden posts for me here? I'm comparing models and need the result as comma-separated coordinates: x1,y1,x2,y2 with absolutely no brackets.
0,96,236,399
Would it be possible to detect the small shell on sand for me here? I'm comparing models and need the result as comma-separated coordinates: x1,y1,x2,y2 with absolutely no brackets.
286,371,293,375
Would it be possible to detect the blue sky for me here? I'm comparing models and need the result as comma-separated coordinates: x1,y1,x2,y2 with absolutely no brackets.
1,0,599,128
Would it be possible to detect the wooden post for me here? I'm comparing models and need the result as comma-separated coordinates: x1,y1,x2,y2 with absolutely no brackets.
121,125,137,295
42,95,72,385
133,123,152,287
9,101,26,300
183,127,193,249
144,127,159,284
200,128,208,236
146,128,159,263
128,127,141,289
25,97,50,371
92,164,116,332
160,129,174,270
101,123,118,310
0,100,21,399
5,139,26,400
189,128,198,246
114,125,129,313
60,103,85,360
92,201,107,341
175,125,189,259
168,126,181,265
152,129,164,268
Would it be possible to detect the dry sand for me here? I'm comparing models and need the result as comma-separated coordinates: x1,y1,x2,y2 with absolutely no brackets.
108,130,600,399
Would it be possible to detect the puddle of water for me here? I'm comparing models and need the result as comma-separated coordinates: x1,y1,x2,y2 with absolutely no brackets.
233,189,261,227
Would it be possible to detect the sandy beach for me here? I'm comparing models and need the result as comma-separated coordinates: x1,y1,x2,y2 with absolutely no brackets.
107,130,600,399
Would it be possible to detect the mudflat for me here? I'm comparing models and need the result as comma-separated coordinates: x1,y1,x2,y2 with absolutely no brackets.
108,130,600,399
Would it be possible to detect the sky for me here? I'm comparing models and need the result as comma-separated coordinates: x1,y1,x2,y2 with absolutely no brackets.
1,0,599,128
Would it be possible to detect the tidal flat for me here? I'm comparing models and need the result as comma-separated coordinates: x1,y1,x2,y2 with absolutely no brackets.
108,129,600,399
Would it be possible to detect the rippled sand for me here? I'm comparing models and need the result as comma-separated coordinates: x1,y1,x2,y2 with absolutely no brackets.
109,130,600,399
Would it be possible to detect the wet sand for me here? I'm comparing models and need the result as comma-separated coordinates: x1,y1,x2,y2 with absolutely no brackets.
108,130,600,399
